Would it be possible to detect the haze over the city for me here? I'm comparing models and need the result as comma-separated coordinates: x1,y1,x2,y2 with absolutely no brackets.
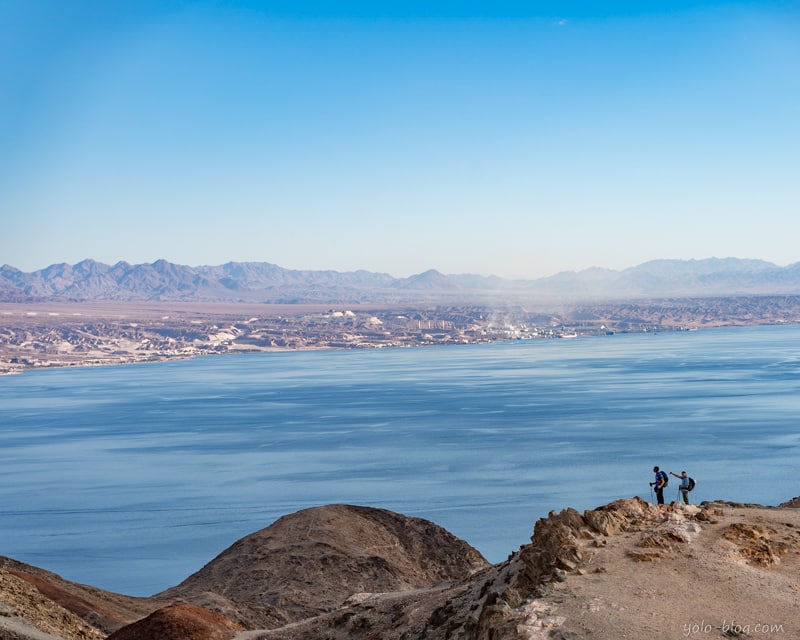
2,1,798,278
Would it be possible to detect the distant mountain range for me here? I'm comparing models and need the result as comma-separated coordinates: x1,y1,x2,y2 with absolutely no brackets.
2,257,800,303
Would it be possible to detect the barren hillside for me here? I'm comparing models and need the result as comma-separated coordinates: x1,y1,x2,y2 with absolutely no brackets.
158,504,489,629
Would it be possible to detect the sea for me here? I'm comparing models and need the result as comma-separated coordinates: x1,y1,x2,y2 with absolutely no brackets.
1,324,799,597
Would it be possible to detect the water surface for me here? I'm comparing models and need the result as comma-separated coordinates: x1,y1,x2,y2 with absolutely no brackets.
1,325,798,595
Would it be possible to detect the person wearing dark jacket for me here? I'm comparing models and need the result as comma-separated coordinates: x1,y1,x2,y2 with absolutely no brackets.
650,466,668,505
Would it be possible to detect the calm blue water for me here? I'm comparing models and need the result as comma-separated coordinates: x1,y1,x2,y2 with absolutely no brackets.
1,325,799,596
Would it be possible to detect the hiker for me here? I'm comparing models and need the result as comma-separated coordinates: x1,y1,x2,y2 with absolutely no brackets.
670,470,692,504
650,466,668,505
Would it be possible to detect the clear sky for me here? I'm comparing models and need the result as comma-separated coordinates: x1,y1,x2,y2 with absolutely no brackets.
2,1,798,278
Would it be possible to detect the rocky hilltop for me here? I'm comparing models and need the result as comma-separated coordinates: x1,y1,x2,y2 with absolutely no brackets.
2,498,798,640
157,505,489,630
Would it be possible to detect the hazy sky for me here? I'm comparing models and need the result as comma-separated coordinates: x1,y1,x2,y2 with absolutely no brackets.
2,1,798,278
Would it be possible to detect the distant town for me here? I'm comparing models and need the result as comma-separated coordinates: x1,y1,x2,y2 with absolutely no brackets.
2,295,800,374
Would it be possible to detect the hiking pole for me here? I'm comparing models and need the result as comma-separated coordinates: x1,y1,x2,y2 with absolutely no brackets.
649,483,654,505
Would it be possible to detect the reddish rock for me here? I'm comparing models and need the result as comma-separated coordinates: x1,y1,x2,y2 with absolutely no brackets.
107,602,243,640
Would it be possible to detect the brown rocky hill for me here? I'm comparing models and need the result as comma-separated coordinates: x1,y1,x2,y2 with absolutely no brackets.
2,499,799,640
158,504,489,629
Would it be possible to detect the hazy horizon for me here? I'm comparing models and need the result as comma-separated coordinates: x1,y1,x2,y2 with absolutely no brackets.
3,254,797,282
3,1,798,278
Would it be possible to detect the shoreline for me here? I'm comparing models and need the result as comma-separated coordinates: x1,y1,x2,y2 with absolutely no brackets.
3,298,799,376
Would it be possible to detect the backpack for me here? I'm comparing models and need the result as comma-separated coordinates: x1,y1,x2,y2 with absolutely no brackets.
687,477,696,491
658,471,668,487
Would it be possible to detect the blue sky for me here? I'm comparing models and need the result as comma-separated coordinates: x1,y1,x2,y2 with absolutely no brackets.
2,1,798,278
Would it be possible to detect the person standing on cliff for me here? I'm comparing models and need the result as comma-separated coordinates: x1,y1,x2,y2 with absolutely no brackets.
670,470,691,504
651,466,668,505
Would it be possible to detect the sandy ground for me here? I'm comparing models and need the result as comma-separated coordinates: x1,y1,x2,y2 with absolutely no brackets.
527,501,800,639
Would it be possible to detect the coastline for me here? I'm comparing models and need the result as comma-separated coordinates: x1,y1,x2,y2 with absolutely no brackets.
4,297,799,376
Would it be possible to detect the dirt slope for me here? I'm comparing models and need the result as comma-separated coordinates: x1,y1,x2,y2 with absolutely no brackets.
0,557,166,639
509,499,800,639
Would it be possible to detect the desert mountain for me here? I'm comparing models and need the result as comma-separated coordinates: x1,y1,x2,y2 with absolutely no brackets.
2,498,799,640
157,504,489,630
2,258,800,303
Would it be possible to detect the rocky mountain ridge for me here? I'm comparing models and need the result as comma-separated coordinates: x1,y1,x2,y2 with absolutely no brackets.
2,498,798,640
3,258,800,303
